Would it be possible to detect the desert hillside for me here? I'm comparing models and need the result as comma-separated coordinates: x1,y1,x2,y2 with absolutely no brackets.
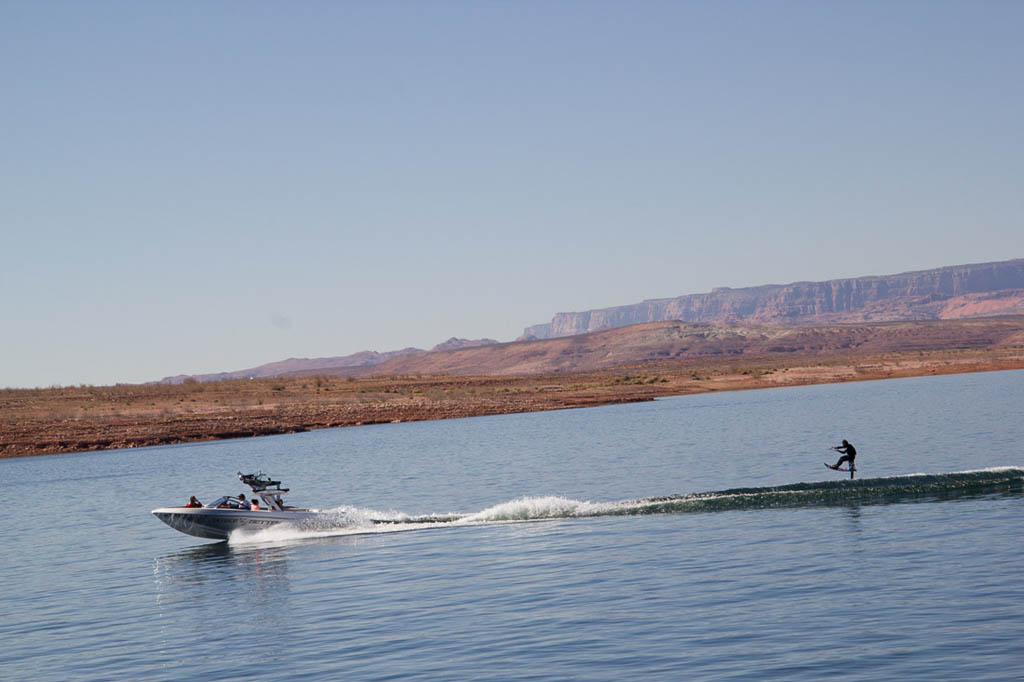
5,334,1023,458
297,316,1024,378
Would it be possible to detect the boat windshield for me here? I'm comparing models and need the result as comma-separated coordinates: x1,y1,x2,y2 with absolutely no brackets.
206,495,249,509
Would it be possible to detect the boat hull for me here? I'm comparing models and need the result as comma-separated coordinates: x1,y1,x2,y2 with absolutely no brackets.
151,507,322,540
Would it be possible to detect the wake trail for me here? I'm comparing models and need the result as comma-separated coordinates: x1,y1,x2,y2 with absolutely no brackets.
227,467,1024,544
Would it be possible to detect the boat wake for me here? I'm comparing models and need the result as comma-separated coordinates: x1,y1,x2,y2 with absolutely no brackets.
226,467,1024,545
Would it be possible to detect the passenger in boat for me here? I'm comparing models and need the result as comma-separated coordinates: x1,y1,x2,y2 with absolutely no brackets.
250,499,260,510
186,496,202,508
829,440,857,470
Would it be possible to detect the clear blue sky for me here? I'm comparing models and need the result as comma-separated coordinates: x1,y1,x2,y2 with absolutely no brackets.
2,1,1022,388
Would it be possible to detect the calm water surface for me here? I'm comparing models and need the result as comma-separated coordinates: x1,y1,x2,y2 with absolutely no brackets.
3,370,1023,680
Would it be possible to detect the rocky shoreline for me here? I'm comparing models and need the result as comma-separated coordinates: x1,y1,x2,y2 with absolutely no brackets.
3,348,1022,459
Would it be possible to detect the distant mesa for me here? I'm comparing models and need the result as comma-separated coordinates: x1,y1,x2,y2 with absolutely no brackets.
156,258,1024,384
518,258,1024,340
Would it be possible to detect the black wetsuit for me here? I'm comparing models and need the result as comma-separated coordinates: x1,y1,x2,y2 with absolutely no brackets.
833,442,857,468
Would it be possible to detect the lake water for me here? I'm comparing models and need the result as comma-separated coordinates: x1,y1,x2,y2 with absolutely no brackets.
3,370,1023,680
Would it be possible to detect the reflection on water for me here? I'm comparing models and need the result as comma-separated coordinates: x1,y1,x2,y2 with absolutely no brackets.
150,543,299,672
153,543,291,614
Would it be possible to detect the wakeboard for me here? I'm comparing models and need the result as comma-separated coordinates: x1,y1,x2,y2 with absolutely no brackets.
825,463,855,472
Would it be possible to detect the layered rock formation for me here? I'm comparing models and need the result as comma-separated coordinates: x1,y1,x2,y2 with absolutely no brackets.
522,259,1024,340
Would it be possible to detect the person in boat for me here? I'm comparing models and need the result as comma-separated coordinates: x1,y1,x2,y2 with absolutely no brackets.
829,440,857,470
186,496,202,508
250,499,260,510
236,493,247,509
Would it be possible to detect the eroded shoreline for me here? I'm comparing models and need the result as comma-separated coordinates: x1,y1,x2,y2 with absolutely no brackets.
3,348,1022,459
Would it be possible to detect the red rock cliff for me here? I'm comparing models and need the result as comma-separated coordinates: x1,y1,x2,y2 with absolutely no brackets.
522,259,1024,339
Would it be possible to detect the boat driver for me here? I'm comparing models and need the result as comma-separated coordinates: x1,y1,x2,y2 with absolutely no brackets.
236,493,248,509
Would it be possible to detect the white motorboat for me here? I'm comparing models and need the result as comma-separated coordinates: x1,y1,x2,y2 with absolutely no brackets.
152,472,323,540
